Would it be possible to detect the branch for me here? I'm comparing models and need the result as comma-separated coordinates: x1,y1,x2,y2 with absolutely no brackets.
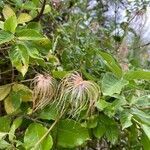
32,0,47,22
134,42,150,49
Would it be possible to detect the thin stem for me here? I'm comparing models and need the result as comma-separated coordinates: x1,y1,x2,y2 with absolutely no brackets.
33,110,65,149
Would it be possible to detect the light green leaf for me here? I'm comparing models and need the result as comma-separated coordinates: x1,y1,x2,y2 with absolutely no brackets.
0,30,14,45
9,117,22,142
43,5,51,14
12,83,32,102
4,15,17,33
0,84,11,101
131,108,150,126
101,73,128,96
2,5,15,19
96,99,111,111
22,1,37,10
0,140,11,149
9,44,29,76
120,110,133,129
0,21,4,29
57,119,89,148
4,92,22,114
16,29,44,41
24,123,53,150
124,70,150,80
99,51,122,78
4,96,15,114
141,124,150,140
134,95,150,108
17,13,32,24
0,132,8,140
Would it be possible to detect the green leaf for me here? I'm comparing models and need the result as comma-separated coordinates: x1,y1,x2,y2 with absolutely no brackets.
38,104,58,120
105,124,119,144
4,15,17,33
52,71,68,79
0,116,11,132
134,95,150,108
93,114,119,144
131,108,150,126
93,117,107,139
101,73,128,96
57,119,89,148
9,44,29,76
0,140,11,149
141,124,150,140
31,38,52,54
0,84,11,101
141,133,150,150
17,13,32,24
2,5,15,19
84,115,98,128
24,123,53,150
0,30,14,45
22,1,37,10
43,5,51,14
96,99,111,111
124,70,150,80
99,51,122,78
4,96,16,114
27,22,42,31
0,132,7,140
120,110,133,129
10,91,22,110
12,83,32,102
16,29,44,41
0,21,4,29
9,117,22,142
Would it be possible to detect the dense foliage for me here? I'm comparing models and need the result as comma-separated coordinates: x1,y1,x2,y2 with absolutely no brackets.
0,0,150,149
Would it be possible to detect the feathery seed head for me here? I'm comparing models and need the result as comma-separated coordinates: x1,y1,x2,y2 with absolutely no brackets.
31,73,56,112
56,71,100,118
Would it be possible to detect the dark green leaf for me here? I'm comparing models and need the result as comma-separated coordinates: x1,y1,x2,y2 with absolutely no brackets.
141,133,150,150
57,119,89,148
105,124,119,144
38,104,59,120
99,51,122,78
0,116,11,132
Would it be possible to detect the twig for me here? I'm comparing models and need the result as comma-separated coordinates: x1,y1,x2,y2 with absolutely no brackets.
32,0,47,22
